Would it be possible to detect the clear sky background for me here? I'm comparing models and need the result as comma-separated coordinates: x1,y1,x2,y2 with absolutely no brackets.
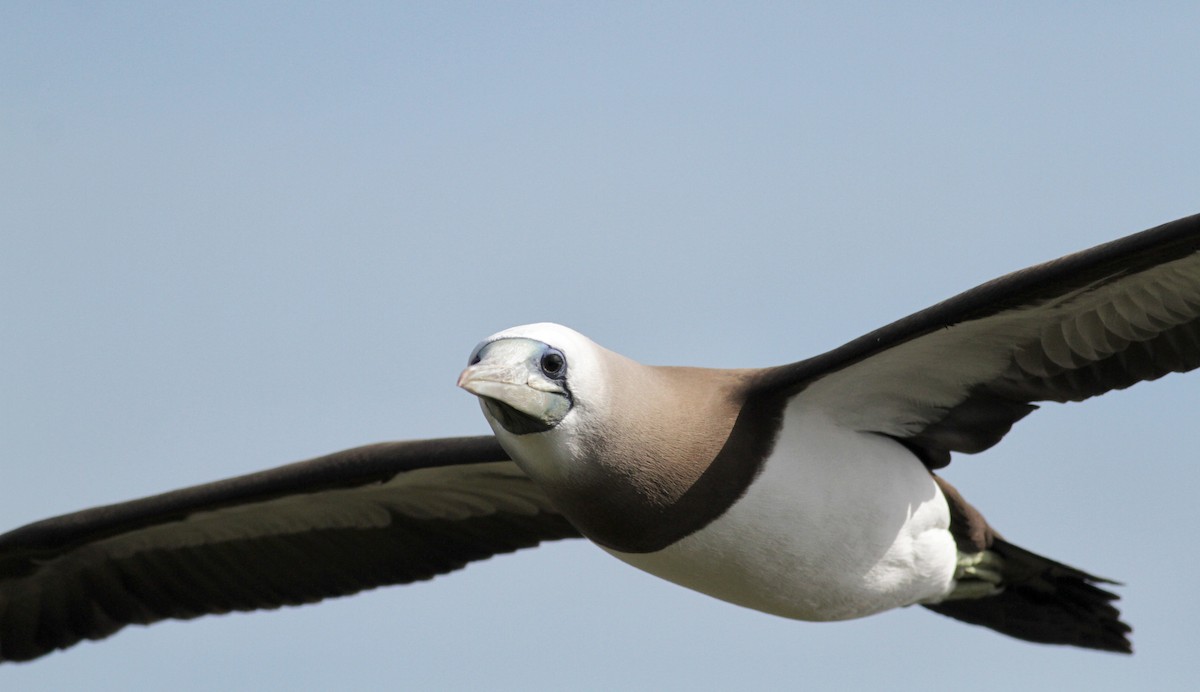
3,4,1199,690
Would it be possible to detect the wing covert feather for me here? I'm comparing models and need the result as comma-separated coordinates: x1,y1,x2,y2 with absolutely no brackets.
0,437,581,662
753,214,1200,467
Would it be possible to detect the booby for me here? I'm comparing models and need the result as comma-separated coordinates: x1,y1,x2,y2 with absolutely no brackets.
3,213,1199,662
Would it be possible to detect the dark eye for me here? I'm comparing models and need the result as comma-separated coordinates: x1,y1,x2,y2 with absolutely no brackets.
540,350,566,377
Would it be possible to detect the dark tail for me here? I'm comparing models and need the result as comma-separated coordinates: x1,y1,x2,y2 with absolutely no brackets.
923,538,1132,653
928,475,1131,653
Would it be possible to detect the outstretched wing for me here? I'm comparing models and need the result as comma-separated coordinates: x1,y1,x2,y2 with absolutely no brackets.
0,436,581,663
757,213,1200,467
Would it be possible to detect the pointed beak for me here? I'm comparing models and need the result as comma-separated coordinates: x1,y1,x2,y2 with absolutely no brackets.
457,338,572,433
456,360,533,402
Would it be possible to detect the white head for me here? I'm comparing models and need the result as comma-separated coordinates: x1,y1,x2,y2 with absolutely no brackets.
457,322,600,429
456,323,623,479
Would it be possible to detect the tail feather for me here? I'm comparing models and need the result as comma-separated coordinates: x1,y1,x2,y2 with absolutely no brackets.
924,538,1132,653
929,475,1131,653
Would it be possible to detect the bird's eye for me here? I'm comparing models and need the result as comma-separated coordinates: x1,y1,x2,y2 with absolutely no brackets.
540,350,566,377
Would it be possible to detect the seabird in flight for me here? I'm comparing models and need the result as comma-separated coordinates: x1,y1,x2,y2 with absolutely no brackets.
3,213,1200,662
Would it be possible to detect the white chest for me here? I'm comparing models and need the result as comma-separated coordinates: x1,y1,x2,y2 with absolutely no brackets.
604,405,958,621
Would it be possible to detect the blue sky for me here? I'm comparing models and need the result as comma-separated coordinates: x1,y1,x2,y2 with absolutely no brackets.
3,4,1199,690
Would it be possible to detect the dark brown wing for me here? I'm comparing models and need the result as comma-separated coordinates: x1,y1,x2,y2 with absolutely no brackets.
0,436,581,663
756,213,1200,467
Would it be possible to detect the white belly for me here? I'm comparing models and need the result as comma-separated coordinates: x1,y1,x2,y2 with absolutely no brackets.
605,405,958,621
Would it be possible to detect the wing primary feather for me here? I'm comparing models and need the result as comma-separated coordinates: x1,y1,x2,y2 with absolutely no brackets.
0,437,582,663
757,213,1200,464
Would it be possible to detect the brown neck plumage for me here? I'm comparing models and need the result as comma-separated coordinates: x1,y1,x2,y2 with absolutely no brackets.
545,362,786,553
